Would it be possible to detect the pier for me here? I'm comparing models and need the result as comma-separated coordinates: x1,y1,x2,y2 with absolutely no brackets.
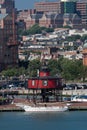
68,102,87,111
0,89,87,112
0,104,24,112
0,100,87,112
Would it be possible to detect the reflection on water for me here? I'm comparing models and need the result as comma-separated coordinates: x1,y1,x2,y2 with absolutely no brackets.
24,111,68,121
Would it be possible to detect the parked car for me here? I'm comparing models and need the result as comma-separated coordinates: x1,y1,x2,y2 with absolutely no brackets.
63,85,73,90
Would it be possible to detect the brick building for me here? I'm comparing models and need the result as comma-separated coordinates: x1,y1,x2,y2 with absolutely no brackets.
0,0,18,71
17,9,36,29
0,13,18,71
17,9,36,21
76,1,87,29
39,13,55,28
63,13,82,29
17,1,83,29
0,0,15,14
34,1,64,14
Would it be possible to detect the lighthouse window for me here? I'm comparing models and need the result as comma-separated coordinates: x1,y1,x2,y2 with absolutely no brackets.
43,80,48,86
32,80,35,86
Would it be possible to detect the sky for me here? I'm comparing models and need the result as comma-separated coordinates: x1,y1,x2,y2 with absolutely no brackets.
15,0,57,10
15,0,36,10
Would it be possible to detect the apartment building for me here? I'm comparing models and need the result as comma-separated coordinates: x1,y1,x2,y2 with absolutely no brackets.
76,1,87,29
34,1,64,14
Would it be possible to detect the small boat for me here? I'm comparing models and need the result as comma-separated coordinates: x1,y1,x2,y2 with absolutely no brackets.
16,103,69,112
71,95,87,102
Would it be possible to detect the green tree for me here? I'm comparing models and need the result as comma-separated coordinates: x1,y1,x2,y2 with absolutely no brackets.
81,34,87,42
48,59,59,76
60,58,82,81
1,68,19,77
28,59,41,77
18,24,54,36
66,35,81,42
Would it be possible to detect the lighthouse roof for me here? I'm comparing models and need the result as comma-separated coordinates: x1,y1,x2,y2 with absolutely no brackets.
83,43,87,49
40,66,49,72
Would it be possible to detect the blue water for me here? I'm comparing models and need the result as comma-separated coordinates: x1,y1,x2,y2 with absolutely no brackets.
0,111,87,130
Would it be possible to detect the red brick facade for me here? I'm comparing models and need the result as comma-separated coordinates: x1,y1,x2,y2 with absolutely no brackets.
0,13,18,71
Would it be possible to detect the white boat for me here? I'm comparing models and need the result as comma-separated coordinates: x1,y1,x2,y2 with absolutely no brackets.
16,103,69,112
71,95,87,102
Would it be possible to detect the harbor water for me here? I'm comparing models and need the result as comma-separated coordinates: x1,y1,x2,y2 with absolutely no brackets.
0,111,87,130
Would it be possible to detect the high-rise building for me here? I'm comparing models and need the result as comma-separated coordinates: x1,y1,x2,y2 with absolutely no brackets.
0,0,15,14
62,1,76,13
76,1,87,28
0,0,18,71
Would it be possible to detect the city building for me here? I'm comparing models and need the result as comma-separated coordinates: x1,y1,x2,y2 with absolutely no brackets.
39,13,56,28
76,1,87,29
63,13,82,29
0,13,18,71
34,1,64,14
82,43,87,66
17,9,40,29
17,9,36,21
0,0,15,14
0,0,18,71
62,1,76,13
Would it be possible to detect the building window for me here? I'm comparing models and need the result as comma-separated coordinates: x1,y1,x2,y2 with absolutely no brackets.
43,80,48,86
56,80,59,86
32,80,35,86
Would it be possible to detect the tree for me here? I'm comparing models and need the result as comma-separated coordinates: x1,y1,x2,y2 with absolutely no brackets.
66,35,81,42
28,59,41,77
1,68,19,77
48,59,59,76
18,24,54,36
60,58,83,81
19,60,29,69
81,34,87,42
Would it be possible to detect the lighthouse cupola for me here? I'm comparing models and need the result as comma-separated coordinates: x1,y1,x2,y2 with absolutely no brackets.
39,65,50,77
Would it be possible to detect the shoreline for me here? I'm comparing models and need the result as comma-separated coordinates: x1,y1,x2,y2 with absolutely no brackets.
0,100,87,112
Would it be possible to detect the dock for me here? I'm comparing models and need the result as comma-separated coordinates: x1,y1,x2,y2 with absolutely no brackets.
0,104,24,112
0,100,87,112
68,102,87,111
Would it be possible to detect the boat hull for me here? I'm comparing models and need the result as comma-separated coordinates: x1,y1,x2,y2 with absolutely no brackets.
16,104,68,112
24,106,68,112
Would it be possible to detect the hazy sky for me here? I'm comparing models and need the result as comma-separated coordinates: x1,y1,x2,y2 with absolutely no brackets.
15,0,36,10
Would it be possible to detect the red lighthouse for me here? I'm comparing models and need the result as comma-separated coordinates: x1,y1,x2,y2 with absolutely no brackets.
28,65,63,102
